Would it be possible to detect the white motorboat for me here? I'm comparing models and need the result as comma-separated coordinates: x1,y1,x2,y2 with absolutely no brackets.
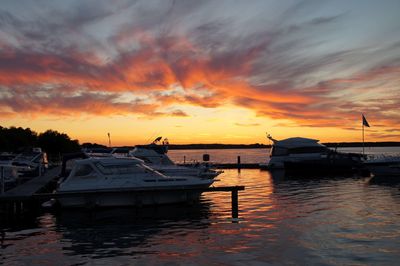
12,148,48,177
265,135,364,173
128,138,222,179
0,164,19,191
0,153,19,191
364,156,400,177
56,157,215,208
0,153,16,164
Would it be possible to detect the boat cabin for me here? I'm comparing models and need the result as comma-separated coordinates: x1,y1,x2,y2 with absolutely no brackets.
270,137,329,157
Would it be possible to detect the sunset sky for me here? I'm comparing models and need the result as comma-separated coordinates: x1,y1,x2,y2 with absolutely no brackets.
1,0,399,145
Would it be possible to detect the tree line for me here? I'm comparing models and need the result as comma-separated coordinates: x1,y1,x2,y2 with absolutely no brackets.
0,126,81,160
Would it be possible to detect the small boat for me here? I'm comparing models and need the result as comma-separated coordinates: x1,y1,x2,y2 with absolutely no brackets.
129,138,222,179
265,135,364,173
0,152,16,164
0,164,19,191
12,148,48,177
0,153,19,191
56,157,215,208
364,156,400,177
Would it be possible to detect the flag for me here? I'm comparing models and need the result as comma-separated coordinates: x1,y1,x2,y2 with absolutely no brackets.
362,114,370,127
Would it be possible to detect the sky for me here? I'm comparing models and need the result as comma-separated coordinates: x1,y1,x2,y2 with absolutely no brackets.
0,0,399,145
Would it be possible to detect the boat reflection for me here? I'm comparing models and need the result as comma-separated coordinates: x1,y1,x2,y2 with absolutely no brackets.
268,168,361,181
54,200,212,258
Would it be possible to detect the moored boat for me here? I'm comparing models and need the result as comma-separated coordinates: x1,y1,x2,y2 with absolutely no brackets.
12,148,48,177
56,157,215,208
265,135,364,174
128,137,222,179
364,156,400,177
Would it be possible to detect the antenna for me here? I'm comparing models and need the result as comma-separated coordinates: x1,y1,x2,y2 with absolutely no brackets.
107,132,111,148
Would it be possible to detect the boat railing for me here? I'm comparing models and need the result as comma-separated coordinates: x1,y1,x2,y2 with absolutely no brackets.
365,153,400,161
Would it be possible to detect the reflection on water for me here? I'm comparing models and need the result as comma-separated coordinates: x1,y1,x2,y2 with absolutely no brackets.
56,202,212,259
1,167,400,265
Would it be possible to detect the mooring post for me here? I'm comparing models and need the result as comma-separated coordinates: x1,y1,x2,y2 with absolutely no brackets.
0,166,4,195
231,189,239,219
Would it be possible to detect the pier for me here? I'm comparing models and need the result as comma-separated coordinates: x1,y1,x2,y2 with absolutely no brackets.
180,156,263,169
0,166,61,219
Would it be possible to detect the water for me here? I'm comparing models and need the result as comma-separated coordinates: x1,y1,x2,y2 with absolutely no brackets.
1,149,400,265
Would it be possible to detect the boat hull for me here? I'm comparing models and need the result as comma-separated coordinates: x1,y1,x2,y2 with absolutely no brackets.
57,186,209,208
364,157,400,178
268,155,364,174
366,164,400,177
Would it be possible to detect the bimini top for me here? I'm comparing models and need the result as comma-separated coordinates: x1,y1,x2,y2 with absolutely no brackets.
273,137,325,149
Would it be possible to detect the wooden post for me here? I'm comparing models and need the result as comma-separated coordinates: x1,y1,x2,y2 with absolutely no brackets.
231,189,238,219
1,166,4,195
184,156,186,164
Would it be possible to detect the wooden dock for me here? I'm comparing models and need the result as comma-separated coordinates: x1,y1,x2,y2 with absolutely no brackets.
0,166,61,219
213,163,260,169
0,166,61,201
179,155,264,169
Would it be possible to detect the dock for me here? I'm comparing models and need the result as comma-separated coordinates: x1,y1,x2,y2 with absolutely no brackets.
0,166,61,201
0,166,61,219
213,163,260,169
179,155,263,169
178,163,261,169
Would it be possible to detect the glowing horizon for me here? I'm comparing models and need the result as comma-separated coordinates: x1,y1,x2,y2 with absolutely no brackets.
1,0,399,145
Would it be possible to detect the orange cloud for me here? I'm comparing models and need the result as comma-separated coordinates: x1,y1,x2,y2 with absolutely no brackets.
0,6,399,139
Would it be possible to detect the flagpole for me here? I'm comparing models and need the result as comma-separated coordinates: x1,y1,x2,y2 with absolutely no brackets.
362,120,364,155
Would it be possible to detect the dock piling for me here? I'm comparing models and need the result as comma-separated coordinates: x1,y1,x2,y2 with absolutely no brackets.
231,189,239,219
1,166,4,195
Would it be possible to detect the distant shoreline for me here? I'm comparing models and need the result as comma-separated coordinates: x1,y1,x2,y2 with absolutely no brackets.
167,142,400,150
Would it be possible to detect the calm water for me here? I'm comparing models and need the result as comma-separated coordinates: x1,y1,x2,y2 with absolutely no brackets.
1,149,400,265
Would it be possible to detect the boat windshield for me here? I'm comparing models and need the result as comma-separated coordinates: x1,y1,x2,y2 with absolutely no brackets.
94,161,148,175
74,164,95,177
287,146,328,154
271,145,328,156
271,146,288,156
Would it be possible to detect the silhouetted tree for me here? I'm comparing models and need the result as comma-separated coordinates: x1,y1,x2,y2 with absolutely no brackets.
37,130,80,158
0,126,37,152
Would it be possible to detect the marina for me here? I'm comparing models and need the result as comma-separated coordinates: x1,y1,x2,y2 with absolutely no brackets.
1,145,400,265
1,162,399,265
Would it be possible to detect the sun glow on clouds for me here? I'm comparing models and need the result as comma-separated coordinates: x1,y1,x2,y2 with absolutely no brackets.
1,0,400,144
